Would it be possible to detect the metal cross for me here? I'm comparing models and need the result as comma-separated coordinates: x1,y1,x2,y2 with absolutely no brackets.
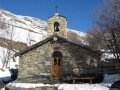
55,5,59,13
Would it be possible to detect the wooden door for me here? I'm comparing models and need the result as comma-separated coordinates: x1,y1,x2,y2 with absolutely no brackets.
52,57,62,80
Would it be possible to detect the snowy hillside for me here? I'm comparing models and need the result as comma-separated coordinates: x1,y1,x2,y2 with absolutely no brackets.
0,9,47,46
67,29,87,45
0,9,49,73
0,9,87,46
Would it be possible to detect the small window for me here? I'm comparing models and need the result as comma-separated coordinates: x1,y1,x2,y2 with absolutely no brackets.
54,58,57,66
58,58,61,66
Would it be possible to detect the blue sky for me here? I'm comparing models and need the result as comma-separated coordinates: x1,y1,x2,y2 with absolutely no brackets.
0,0,103,32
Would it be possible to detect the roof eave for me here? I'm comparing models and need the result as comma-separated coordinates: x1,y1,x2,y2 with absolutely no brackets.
15,35,101,57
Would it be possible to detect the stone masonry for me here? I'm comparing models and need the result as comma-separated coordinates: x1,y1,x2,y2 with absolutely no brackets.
47,13,67,38
17,36,101,83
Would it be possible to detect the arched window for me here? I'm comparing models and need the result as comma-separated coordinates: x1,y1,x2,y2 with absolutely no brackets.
52,51,62,66
54,22,60,32
52,51,62,57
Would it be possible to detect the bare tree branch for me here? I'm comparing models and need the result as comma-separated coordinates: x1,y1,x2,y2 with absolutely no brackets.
87,0,120,60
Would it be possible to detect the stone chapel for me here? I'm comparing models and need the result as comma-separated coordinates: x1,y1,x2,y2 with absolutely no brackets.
15,13,102,83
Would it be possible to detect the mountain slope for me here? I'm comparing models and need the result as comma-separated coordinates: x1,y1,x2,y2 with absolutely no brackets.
0,9,87,47
0,9,47,46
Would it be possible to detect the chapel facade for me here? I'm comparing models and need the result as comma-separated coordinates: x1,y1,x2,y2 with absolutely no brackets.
15,13,102,83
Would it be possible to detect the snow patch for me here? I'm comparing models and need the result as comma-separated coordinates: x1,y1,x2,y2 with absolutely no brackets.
56,84,109,90
102,74,120,84
1,87,5,90
8,81,53,88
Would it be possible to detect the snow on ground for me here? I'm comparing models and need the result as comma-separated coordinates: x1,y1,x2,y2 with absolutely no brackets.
1,87,5,90
56,74,120,90
102,74,120,84
5,74,120,90
8,81,54,88
100,50,115,61
56,84,109,90
0,46,19,81
0,47,11,81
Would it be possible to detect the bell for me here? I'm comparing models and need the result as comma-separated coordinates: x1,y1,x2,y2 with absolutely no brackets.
55,27,59,31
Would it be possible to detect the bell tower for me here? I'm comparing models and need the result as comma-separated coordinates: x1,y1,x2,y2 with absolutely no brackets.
47,13,67,38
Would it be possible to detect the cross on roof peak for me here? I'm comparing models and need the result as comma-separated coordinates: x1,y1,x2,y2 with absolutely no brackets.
55,5,59,13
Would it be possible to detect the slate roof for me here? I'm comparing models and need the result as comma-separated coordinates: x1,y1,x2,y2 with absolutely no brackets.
14,35,101,57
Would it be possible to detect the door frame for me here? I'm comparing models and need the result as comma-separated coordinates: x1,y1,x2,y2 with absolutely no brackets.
52,57,62,80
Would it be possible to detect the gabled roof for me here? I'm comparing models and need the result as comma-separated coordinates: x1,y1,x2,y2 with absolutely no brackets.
14,35,100,57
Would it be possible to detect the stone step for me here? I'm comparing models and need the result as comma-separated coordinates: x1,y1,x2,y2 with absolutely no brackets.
5,85,58,90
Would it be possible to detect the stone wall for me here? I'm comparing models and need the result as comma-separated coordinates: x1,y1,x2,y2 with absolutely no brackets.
102,59,120,74
17,38,101,83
